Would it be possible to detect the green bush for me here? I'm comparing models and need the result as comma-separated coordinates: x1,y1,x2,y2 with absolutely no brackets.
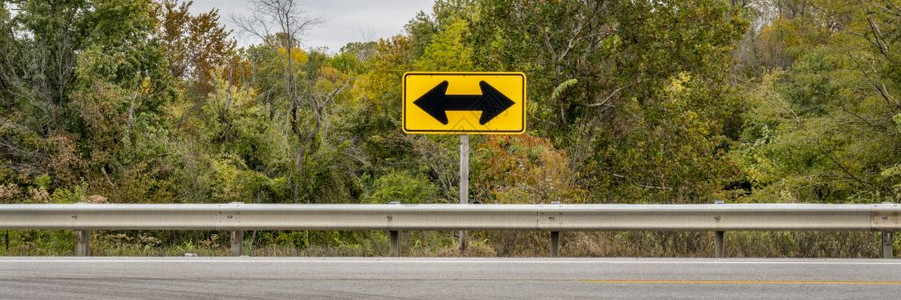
364,171,437,204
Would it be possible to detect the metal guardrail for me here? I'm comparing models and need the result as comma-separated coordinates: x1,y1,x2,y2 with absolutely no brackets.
0,203,897,258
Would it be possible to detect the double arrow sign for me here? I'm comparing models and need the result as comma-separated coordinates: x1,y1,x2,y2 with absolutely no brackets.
413,80,514,125
403,72,526,134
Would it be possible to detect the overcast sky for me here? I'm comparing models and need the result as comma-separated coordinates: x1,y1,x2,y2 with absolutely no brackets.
190,0,435,52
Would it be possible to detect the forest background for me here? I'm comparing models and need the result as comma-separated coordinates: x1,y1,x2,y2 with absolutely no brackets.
0,0,899,257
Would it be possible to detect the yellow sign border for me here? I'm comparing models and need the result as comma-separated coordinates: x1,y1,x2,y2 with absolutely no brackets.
402,72,527,134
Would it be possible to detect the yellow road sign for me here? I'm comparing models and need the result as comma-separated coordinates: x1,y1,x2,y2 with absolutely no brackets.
403,72,526,134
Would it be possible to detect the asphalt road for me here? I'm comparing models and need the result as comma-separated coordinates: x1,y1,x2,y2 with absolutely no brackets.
1,257,900,299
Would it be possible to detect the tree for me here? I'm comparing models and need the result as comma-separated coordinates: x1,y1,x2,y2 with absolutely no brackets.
233,0,355,202
733,0,900,203
0,0,177,203
469,0,748,203
158,0,237,97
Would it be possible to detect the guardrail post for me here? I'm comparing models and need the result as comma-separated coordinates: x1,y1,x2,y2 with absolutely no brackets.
550,231,560,257
714,231,725,258
75,230,90,256
882,231,894,259
389,230,400,257
231,230,244,256
713,199,725,258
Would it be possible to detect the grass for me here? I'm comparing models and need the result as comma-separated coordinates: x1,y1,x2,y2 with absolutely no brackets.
0,230,892,258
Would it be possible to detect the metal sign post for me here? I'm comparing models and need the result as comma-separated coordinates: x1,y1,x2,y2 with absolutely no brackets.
459,134,469,252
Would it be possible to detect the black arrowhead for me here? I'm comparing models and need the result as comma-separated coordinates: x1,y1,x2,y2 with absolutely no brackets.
413,81,451,124
475,81,515,125
412,80,515,125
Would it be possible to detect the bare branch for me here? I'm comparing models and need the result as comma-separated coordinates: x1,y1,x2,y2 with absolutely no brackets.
585,85,629,108
865,16,896,64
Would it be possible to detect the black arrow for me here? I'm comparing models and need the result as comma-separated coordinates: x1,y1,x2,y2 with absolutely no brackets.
413,80,515,125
